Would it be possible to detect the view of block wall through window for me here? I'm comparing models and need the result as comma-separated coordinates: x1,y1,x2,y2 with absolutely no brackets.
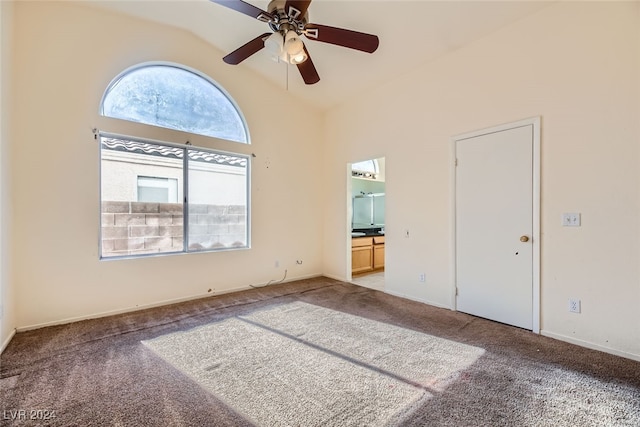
100,138,248,258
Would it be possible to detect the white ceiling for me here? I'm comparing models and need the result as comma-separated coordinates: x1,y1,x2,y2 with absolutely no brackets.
88,0,553,111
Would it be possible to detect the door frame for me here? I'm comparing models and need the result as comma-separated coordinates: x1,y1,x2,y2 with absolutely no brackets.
450,117,541,333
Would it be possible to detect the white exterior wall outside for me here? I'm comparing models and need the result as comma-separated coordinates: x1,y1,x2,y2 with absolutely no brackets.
101,150,246,205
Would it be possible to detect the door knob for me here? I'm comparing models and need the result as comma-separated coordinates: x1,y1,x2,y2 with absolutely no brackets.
520,235,530,242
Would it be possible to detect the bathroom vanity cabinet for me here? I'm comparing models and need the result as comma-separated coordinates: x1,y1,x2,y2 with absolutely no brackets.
351,235,385,274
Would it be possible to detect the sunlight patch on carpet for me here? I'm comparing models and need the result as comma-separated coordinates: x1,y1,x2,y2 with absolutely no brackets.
143,302,485,427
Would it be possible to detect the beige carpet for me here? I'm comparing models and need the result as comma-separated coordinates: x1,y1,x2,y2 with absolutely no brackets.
2,277,640,426
143,301,484,426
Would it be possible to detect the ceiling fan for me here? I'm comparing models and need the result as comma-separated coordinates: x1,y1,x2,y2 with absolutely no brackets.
209,0,380,85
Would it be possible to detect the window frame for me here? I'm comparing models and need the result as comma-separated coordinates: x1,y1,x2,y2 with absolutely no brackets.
98,62,253,260
99,132,251,260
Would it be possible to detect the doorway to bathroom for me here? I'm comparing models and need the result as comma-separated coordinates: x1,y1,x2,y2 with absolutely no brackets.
348,157,385,291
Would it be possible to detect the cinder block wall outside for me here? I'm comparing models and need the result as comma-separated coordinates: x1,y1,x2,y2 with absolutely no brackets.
101,202,246,257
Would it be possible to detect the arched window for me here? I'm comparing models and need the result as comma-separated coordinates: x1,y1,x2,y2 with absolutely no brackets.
352,159,378,179
101,63,249,143
98,63,250,259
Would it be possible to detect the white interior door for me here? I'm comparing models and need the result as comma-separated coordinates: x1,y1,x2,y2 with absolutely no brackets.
455,123,535,330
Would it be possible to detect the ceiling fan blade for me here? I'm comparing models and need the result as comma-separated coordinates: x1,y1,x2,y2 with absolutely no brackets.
296,46,320,85
285,0,312,20
223,33,271,65
209,0,274,22
304,23,379,53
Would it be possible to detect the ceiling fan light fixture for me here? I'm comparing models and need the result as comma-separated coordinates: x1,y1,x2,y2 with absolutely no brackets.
264,31,284,56
289,50,308,64
283,30,307,64
284,30,304,55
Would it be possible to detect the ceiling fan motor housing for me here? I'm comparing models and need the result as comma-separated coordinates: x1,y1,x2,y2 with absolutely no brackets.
267,0,309,35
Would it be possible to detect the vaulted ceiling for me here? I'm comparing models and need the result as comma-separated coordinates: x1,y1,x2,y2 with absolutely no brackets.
89,0,553,110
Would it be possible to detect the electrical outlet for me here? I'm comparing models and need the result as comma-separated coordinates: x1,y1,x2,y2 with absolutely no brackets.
275,260,279,268
562,213,581,227
568,298,581,313
419,273,426,283
404,229,410,238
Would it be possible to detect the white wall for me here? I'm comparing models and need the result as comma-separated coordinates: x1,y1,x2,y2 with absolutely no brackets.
1,0,15,351
324,2,640,360
10,2,324,329
6,1,640,363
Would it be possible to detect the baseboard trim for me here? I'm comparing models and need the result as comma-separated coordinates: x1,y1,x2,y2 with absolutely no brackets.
322,273,347,282
16,273,323,333
384,290,451,310
541,330,640,362
1,328,16,354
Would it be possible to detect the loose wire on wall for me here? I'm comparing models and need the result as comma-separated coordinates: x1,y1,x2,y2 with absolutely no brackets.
250,269,288,288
